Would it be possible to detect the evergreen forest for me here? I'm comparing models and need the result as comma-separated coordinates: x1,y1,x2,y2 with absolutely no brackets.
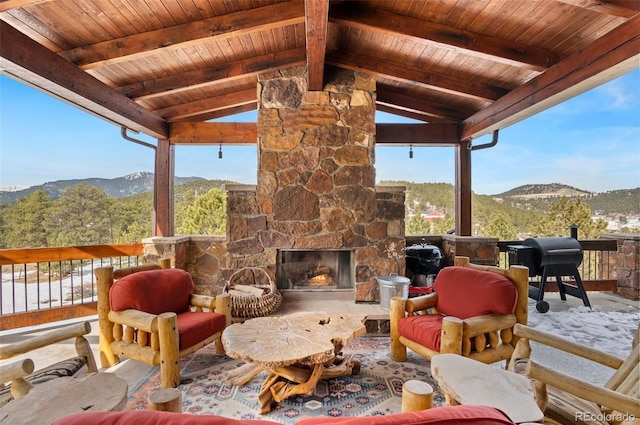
0,180,635,250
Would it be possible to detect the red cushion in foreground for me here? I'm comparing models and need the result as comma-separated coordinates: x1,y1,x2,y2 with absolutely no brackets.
53,411,281,425
297,405,516,424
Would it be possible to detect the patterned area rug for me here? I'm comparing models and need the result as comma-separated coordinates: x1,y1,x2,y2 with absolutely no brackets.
126,336,444,424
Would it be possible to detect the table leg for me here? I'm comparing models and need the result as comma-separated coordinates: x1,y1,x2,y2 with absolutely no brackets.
258,372,281,414
270,363,324,402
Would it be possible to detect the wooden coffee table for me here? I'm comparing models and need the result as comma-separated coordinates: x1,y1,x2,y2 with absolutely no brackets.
222,311,366,414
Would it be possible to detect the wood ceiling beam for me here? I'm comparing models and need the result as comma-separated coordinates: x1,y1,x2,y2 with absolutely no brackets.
461,15,640,141
0,0,49,13
59,1,305,70
305,0,329,90
376,86,471,122
167,121,458,146
194,103,258,122
157,88,256,122
376,124,460,146
556,0,640,18
170,122,257,145
118,48,306,100
327,50,508,102
0,21,168,139
329,4,560,71
375,104,431,124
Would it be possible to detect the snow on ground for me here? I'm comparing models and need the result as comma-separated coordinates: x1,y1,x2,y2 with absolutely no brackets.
526,302,639,385
1,265,105,314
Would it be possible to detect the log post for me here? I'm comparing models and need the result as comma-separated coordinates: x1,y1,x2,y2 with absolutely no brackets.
95,267,119,368
158,312,180,388
0,359,34,399
147,388,182,413
390,296,407,361
401,380,433,412
215,294,231,355
440,316,463,354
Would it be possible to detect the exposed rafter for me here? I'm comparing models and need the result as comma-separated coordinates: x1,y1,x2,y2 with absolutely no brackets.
0,20,168,139
461,15,640,140
329,3,561,71
59,1,306,70
557,0,640,18
305,0,329,90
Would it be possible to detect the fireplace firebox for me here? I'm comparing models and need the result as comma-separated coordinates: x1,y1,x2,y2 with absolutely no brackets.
277,250,354,290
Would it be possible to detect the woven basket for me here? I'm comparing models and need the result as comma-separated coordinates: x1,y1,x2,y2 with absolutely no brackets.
223,267,282,319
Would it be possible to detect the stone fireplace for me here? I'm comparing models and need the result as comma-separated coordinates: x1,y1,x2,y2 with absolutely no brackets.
225,65,405,303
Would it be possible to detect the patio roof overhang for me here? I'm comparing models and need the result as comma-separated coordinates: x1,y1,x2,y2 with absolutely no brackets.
1,0,638,236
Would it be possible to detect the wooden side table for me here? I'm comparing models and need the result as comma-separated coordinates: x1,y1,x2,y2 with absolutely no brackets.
431,354,544,424
0,372,128,424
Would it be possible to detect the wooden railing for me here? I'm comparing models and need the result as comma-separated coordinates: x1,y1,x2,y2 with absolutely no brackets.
0,244,143,330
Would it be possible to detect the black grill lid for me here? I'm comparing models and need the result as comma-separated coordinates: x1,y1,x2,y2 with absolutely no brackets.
523,237,583,267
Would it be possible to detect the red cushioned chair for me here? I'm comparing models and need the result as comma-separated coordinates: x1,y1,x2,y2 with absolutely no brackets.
390,256,529,365
95,261,231,388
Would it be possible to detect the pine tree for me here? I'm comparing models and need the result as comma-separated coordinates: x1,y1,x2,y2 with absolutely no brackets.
46,184,114,246
2,189,51,248
177,188,227,235
480,212,517,240
533,197,607,239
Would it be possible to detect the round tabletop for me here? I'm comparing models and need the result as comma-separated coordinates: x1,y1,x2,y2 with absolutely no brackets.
221,312,366,369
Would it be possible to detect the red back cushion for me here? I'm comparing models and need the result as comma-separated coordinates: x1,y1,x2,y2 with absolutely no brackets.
109,269,194,315
433,266,517,319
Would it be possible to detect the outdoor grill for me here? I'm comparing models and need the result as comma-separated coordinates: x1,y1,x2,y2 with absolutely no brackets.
508,236,591,313
405,240,444,287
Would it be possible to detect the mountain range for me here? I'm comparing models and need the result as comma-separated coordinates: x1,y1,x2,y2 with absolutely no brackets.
1,172,638,216
0,172,204,203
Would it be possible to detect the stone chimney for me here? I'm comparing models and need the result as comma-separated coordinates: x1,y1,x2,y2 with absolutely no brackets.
227,65,405,302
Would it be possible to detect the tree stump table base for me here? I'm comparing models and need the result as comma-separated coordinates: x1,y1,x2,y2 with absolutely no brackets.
222,312,366,414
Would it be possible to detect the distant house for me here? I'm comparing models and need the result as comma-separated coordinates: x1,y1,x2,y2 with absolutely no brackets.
420,211,445,223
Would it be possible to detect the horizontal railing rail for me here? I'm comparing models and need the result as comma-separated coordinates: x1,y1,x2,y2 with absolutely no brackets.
0,244,143,330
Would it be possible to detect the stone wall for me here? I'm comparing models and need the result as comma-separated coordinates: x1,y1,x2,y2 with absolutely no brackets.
600,233,639,300
226,65,405,302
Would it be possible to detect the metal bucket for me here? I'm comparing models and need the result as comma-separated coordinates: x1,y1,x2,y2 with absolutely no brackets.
376,274,410,311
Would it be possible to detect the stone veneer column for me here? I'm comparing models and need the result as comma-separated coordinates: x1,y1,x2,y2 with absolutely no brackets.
226,65,405,302
599,233,639,300
441,234,499,266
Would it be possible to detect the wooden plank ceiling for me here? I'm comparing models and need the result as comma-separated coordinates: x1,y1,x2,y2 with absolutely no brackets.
1,0,638,145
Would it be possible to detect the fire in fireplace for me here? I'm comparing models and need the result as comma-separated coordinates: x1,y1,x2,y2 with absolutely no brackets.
276,250,354,290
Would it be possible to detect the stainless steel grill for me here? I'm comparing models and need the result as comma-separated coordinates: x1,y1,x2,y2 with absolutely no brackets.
508,237,590,313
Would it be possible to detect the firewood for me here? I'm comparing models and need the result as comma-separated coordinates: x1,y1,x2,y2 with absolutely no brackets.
231,284,265,296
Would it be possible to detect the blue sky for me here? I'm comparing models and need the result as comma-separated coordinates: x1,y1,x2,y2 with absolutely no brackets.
1,69,638,195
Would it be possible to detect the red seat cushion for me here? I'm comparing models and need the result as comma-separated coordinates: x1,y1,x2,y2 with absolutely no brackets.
110,269,194,315
397,314,444,352
177,311,227,351
433,267,517,319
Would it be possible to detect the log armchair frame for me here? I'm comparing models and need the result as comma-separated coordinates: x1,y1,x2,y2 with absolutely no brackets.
0,321,97,401
390,256,529,365
95,260,231,388
510,323,640,425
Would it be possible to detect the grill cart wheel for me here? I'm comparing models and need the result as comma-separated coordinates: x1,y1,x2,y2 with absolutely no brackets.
535,300,550,313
